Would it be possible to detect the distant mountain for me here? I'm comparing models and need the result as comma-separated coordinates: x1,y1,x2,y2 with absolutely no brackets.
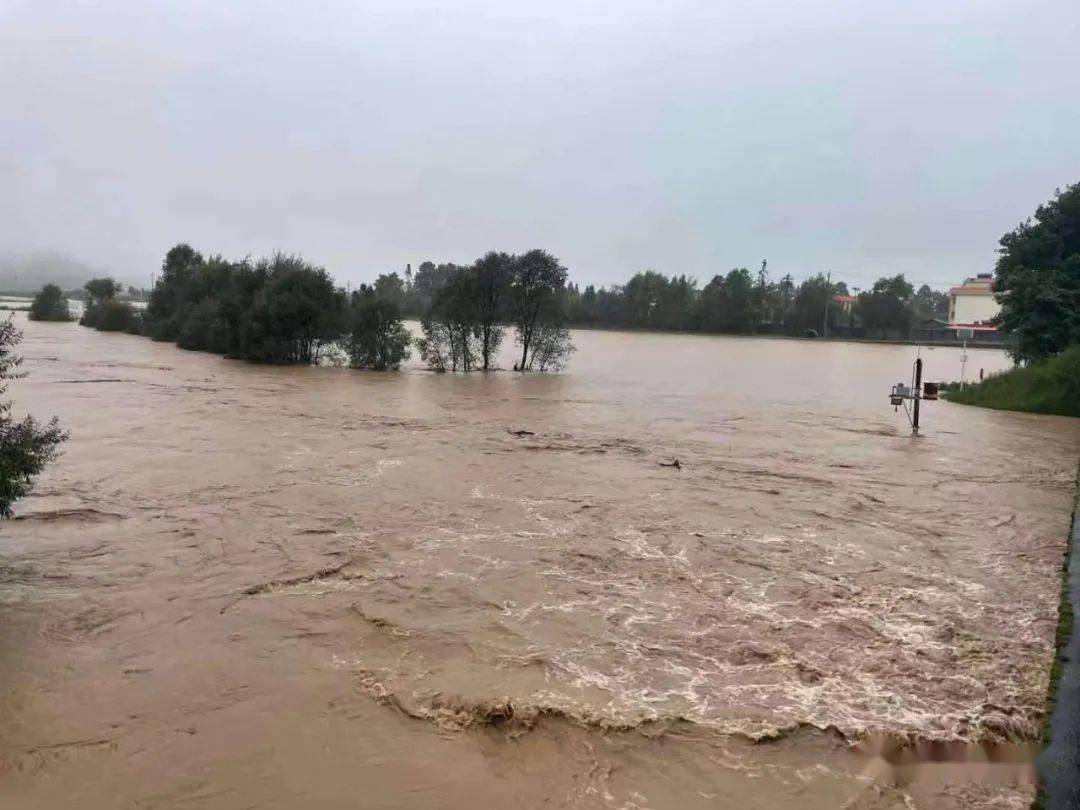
0,251,142,293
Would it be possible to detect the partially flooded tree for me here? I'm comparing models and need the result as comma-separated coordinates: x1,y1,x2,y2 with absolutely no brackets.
528,321,576,371
80,277,135,332
417,265,480,371
345,278,412,370
510,250,573,371
470,251,512,371
237,255,345,364
0,318,67,517
28,284,73,322
144,243,206,341
416,318,458,371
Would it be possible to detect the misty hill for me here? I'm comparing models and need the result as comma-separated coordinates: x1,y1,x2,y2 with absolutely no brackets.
0,251,140,294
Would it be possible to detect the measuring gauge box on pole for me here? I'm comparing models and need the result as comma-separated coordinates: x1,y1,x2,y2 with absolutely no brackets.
888,356,936,437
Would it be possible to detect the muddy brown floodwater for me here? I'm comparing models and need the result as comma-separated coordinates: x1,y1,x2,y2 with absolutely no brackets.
2,315,1078,810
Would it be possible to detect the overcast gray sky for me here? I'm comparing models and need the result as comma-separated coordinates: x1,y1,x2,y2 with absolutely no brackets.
2,0,1078,290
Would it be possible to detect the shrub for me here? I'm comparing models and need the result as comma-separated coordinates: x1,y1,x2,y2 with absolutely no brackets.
81,300,135,332
28,284,73,322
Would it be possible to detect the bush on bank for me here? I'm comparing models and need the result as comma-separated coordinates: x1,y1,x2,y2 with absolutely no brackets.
944,345,1080,417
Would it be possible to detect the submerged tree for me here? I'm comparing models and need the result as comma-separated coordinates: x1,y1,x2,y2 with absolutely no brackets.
510,249,573,371
144,243,206,341
417,264,480,371
80,277,135,332
0,318,67,517
416,317,460,372
97,242,583,373
345,278,412,370
237,254,345,364
470,251,512,370
528,321,576,371
28,284,73,322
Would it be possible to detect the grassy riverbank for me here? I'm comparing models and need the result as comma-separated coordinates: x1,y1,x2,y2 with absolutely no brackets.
945,346,1080,418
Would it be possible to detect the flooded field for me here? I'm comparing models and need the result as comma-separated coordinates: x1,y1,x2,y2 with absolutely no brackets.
2,314,1078,809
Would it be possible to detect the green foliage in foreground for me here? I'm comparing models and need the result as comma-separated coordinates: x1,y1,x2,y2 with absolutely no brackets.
944,345,1080,417
0,318,67,517
28,284,74,322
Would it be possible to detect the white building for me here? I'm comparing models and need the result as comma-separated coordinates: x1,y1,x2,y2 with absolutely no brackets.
948,274,999,328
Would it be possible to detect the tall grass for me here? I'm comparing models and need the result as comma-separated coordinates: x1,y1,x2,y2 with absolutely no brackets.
945,345,1080,417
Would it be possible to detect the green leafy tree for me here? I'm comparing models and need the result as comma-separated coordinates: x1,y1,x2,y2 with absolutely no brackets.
345,279,412,370
510,249,572,371
0,318,67,517
912,284,949,321
752,260,776,326
407,261,453,316
373,272,406,308
777,274,795,326
856,274,915,334
28,284,73,322
418,264,480,371
80,277,134,331
469,252,512,370
661,275,697,330
83,277,120,303
994,183,1080,363
621,271,667,327
144,243,205,341
694,275,727,331
238,255,344,364
791,274,836,336
529,322,576,371
416,318,459,371
723,268,755,332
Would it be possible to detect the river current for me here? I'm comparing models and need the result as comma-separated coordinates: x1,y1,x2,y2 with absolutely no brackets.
1,315,1077,809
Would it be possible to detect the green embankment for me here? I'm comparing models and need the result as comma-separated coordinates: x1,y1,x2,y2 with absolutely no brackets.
944,345,1080,418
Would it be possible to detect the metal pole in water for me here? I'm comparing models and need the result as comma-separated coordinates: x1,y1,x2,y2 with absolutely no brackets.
912,358,922,437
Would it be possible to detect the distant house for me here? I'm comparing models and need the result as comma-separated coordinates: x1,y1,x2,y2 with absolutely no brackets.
911,317,952,342
948,274,999,332
831,294,856,315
